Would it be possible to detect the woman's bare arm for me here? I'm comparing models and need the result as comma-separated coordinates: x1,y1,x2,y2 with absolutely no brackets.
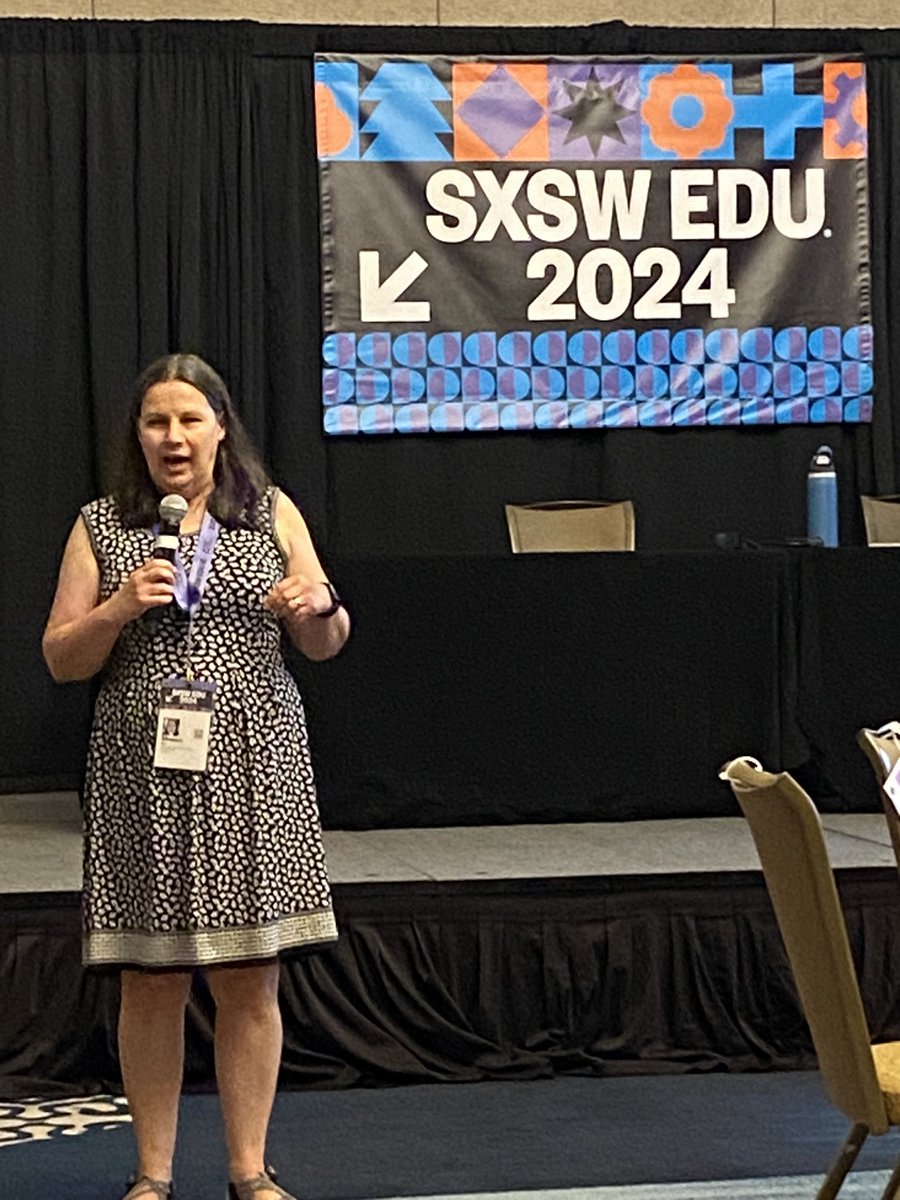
263,494,350,662
43,516,176,682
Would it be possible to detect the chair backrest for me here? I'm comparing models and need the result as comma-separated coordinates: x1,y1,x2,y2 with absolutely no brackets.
860,495,900,546
720,756,889,1133
856,723,900,870
504,500,635,553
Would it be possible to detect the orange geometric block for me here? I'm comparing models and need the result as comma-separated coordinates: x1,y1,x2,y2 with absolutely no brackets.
452,62,548,161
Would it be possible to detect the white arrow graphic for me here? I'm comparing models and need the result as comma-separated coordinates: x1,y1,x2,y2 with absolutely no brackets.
359,251,430,323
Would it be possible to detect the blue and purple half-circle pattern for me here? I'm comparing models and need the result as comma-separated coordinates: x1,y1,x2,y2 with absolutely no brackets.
322,322,874,433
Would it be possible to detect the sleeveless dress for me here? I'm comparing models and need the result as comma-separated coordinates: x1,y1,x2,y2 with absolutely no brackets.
80,488,338,968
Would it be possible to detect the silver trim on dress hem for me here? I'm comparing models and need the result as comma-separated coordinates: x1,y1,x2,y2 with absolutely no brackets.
83,908,338,966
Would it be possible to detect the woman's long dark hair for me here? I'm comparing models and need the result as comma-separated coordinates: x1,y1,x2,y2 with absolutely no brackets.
114,353,271,529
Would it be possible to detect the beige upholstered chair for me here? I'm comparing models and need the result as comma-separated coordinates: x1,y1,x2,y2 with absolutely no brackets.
504,499,635,553
861,496,900,546
720,756,900,1200
857,723,900,872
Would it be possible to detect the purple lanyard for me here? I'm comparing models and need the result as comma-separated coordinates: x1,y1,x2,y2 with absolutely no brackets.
151,512,220,681
175,511,220,614
150,512,220,615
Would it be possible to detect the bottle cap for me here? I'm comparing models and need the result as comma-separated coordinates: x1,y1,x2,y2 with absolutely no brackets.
811,445,834,470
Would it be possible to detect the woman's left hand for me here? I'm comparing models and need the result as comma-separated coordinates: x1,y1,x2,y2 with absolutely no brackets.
264,574,334,624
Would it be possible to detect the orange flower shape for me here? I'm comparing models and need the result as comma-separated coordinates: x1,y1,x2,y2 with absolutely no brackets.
642,64,734,159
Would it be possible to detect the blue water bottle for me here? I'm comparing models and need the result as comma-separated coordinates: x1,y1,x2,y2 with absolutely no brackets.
807,445,838,547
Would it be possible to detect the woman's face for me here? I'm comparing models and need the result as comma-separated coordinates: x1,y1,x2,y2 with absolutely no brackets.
138,380,225,501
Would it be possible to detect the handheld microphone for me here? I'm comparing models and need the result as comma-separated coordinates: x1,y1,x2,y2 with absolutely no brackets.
154,493,189,564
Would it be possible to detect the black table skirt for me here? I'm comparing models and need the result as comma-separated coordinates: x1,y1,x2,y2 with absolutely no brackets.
11,547,900,828
290,547,893,828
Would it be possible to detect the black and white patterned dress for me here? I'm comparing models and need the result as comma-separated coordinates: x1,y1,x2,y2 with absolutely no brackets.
80,489,337,968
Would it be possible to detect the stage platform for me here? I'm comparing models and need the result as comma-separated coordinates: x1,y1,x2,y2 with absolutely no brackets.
1,791,897,893
3,792,900,1098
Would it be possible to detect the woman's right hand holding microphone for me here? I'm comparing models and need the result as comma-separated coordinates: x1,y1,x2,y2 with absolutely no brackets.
112,558,177,622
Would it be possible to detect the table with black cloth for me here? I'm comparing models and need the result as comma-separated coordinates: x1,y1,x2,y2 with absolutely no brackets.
290,547,894,829
11,548,900,825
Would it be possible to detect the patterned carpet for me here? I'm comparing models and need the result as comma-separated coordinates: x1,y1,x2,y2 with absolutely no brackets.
0,1094,132,1146
3,1075,900,1200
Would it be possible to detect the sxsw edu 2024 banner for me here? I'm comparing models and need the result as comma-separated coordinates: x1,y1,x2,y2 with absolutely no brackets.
314,55,871,436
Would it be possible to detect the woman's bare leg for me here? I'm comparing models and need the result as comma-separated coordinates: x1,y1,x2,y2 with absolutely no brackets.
118,968,193,1185
207,960,283,1196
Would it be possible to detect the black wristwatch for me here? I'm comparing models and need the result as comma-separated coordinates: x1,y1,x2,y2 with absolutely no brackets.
317,581,343,619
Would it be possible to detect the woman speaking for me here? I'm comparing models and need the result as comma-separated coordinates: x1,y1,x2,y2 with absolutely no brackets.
43,353,350,1200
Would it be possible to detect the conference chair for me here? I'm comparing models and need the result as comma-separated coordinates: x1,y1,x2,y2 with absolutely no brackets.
861,495,900,546
856,722,900,872
719,755,900,1200
504,499,635,553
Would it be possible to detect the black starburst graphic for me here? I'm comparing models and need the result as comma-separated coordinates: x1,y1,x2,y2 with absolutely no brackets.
556,74,634,156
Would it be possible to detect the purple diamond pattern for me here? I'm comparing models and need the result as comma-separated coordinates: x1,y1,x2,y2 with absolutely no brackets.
457,66,544,159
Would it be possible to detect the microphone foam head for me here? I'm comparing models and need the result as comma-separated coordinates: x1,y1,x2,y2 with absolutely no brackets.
159,493,189,525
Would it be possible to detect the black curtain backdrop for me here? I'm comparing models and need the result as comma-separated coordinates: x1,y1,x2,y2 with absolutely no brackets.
4,20,900,806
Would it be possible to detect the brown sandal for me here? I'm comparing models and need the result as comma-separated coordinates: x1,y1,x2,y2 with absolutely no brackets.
121,1174,174,1199
227,1165,295,1199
